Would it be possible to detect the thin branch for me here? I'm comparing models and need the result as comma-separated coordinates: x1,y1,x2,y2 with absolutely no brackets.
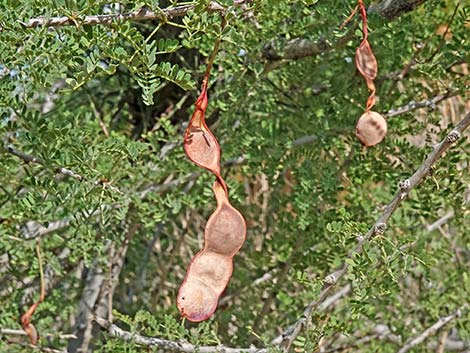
280,110,470,352
385,92,459,118
426,210,455,232
397,307,467,353
20,1,252,29
94,316,268,353
0,328,76,340
5,145,122,194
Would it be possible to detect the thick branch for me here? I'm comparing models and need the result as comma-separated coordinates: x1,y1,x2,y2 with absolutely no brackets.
94,316,267,353
280,110,470,352
368,0,429,20
21,1,252,29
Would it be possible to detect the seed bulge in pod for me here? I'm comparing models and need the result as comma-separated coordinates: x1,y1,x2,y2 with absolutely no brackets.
355,111,387,147
177,276,218,322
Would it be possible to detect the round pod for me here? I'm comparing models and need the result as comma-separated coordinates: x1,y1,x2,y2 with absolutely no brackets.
205,204,246,256
188,251,233,294
355,111,387,147
177,277,218,322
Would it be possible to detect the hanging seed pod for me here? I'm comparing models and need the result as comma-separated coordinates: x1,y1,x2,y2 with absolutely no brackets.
355,39,377,82
184,91,221,175
355,110,387,147
178,16,246,322
353,0,387,146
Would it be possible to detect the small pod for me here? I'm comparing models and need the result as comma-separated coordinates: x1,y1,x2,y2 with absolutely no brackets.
355,39,378,81
355,111,387,147
183,91,223,179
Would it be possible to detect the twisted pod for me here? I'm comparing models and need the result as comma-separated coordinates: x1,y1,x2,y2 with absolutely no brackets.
354,0,388,147
177,17,247,322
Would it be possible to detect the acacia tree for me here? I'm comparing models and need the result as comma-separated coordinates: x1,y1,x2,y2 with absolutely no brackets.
0,0,469,352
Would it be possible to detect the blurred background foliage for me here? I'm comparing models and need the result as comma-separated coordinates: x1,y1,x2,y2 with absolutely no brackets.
0,0,469,352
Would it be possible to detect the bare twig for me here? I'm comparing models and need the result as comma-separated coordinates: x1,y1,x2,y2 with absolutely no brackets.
385,92,459,118
20,1,252,29
397,307,467,353
0,328,76,340
426,210,455,232
280,110,470,352
94,316,268,353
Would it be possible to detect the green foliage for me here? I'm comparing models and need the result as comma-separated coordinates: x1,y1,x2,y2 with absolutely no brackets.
0,0,469,352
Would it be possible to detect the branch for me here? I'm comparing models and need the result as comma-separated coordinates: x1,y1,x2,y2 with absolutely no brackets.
280,109,470,352
20,1,252,29
397,307,467,353
385,91,459,118
0,328,76,340
5,145,122,194
368,0,429,20
94,316,268,353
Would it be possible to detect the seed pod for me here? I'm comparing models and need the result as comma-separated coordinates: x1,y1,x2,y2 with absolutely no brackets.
355,111,387,147
184,91,221,175
355,39,377,82
178,16,245,322
177,181,246,322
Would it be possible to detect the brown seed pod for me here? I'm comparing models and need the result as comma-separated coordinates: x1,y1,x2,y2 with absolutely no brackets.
178,16,246,322
177,181,246,322
355,111,387,147
184,92,220,174
355,39,378,82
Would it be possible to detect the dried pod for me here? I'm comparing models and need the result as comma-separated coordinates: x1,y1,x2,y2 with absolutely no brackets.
355,111,387,147
184,92,221,175
177,181,246,322
178,16,245,322
355,39,378,82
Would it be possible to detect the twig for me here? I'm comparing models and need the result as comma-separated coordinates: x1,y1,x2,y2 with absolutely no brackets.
425,1,460,63
0,328,76,340
279,110,470,352
94,316,268,353
5,145,122,194
20,1,252,29
397,307,467,353
318,283,351,312
385,92,459,118
426,210,455,232
20,241,46,344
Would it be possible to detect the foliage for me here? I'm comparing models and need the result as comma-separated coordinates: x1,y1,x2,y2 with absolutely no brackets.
0,0,469,352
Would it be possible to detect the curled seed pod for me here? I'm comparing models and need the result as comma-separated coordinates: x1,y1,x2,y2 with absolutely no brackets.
355,39,378,82
177,181,246,322
184,92,221,174
355,111,387,147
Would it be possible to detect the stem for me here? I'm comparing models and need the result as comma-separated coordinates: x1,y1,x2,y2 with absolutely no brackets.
36,241,45,302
